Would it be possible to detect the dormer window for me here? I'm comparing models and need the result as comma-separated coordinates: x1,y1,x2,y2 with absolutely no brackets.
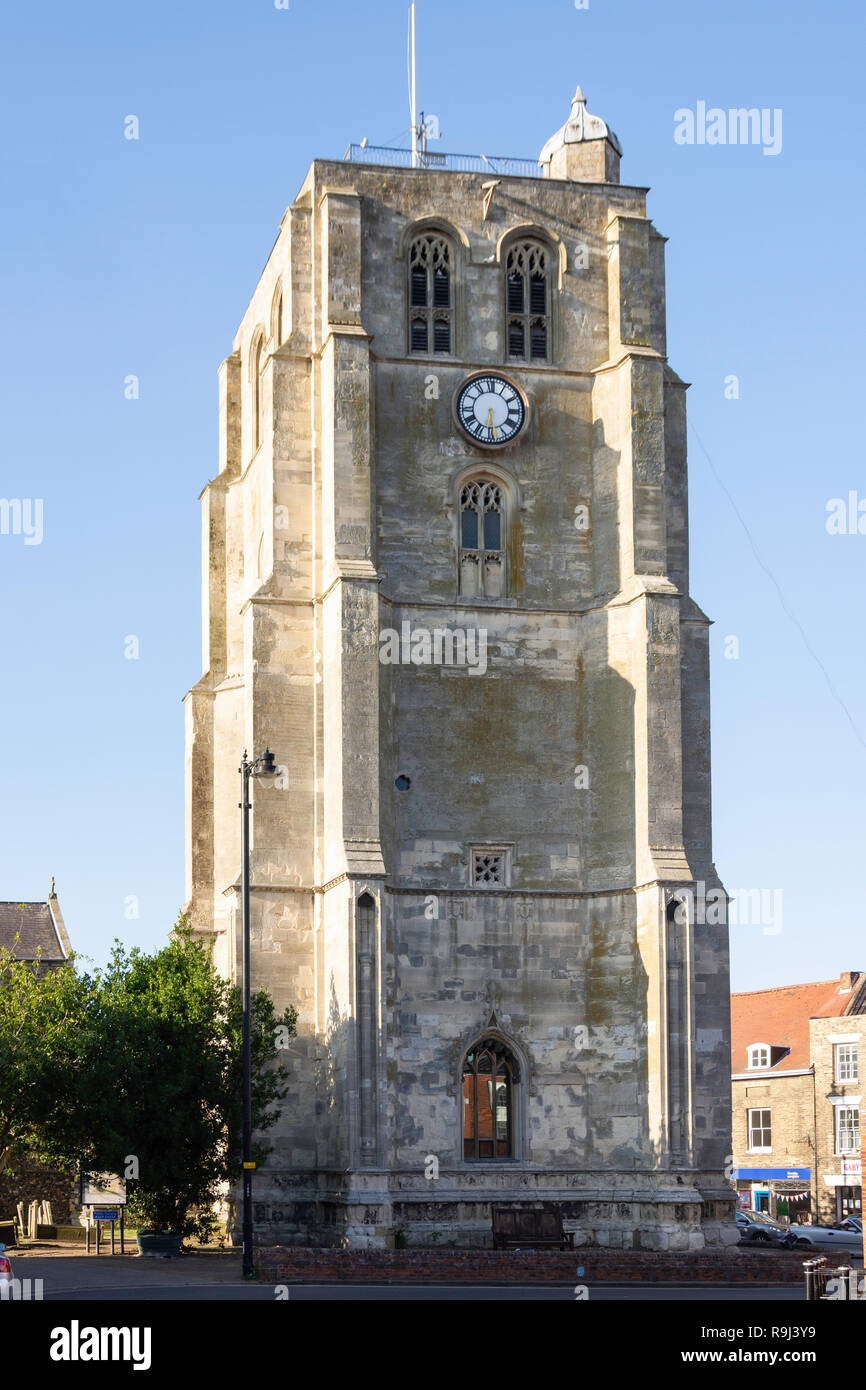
748,1044,770,1070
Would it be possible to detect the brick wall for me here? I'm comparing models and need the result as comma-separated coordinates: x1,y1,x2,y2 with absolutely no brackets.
258,1245,807,1285
732,1072,814,1173
811,1013,866,1223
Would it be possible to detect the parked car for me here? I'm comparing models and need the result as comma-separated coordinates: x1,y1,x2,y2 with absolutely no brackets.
835,1214,862,1235
0,1244,13,1295
790,1221,863,1254
736,1211,796,1247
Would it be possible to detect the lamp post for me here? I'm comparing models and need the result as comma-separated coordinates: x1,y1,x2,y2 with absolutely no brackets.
239,746,276,1279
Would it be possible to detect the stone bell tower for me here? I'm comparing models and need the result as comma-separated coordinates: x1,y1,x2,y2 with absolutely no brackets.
184,85,735,1250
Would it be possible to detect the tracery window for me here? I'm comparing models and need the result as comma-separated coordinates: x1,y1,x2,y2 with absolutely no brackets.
463,1038,518,1160
505,240,549,362
459,479,504,598
408,233,452,354
471,847,510,886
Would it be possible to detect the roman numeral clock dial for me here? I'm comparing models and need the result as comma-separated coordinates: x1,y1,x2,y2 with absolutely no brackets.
454,373,527,448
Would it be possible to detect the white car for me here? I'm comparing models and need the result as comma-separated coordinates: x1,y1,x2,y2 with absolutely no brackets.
0,1244,13,1295
790,1223,863,1255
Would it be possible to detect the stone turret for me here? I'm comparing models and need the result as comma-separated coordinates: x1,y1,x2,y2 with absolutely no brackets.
539,85,622,183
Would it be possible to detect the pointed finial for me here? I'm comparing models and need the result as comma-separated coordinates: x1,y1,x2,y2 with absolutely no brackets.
539,83,623,170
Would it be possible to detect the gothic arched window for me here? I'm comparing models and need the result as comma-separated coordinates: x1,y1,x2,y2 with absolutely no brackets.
356,892,378,1161
459,478,505,598
408,232,453,355
505,240,550,362
251,331,265,452
271,282,283,347
463,1038,518,1160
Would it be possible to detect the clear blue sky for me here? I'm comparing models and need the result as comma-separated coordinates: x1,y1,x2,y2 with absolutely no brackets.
1,0,863,990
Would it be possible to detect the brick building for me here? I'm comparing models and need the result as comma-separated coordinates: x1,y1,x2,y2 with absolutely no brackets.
731,972,864,1223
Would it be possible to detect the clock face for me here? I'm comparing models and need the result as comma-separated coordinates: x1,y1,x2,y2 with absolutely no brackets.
456,374,526,447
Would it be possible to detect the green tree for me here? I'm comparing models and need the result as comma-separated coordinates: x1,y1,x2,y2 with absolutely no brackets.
0,944,91,1179
30,920,297,1242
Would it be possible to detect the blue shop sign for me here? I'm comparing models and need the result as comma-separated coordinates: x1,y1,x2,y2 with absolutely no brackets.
734,1168,810,1181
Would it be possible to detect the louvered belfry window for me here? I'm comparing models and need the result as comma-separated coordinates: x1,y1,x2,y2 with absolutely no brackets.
408,234,453,355
506,241,549,362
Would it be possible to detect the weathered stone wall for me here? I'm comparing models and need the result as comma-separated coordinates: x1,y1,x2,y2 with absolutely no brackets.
186,141,733,1250
0,1159,78,1226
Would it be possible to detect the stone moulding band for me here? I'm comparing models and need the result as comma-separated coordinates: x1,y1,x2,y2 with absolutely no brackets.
240,587,694,617
236,1179,722,1203
235,879,698,898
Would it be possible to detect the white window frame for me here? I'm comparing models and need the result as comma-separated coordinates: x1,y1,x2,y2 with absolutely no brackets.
835,1105,860,1155
835,1042,859,1084
747,1107,772,1152
747,1043,771,1071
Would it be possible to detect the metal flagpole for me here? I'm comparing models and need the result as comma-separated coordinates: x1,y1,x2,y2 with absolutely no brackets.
409,4,417,168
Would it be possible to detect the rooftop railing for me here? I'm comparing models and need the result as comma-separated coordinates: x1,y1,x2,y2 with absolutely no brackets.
342,144,544,178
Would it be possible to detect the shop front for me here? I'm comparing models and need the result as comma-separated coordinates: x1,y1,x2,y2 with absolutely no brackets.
733,1168,811,1221
827,1158,861,1222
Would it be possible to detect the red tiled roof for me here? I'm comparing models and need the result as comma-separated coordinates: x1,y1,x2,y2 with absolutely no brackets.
731,974,861,1073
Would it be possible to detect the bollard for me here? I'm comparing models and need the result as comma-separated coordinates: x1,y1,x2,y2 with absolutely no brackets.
803,1255,827,1301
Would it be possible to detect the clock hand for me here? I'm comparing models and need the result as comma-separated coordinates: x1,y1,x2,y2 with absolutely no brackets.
486,407,497,441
